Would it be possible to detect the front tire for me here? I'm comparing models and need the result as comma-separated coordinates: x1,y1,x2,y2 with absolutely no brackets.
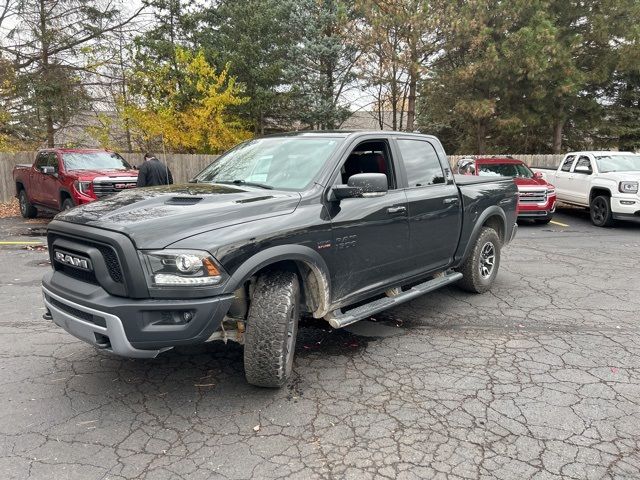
456,227,501,293
244,271,300,388
18,190,37,218
590,195,614,227
61,198,75,211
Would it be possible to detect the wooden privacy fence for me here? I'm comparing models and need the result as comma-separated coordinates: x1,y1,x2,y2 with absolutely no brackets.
0,151,564,203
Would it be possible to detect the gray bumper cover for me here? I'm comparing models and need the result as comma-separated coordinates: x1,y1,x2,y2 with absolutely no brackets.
43,286,169,358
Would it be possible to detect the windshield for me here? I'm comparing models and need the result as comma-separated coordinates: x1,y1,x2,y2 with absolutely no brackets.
595,154,640,173
477,163,533,178
63,152,132,171
194,137,342,190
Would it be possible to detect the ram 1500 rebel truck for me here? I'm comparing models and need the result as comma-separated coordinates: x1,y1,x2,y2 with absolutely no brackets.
13,148,138,218
42,132,518,387
533,151,640,227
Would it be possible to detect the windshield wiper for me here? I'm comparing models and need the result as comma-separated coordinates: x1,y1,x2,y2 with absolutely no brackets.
216,179,273,190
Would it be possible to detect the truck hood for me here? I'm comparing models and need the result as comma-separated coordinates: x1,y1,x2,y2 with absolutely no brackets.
597,171,640,182
55,183,302,248
513,177,551,188
70,169,138,181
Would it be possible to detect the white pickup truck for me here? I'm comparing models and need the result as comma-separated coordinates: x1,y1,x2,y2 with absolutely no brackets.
532,151,640,227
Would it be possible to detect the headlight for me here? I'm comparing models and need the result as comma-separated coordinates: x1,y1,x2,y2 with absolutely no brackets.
74,180,92,194
139,249,225,286
547,188,556,195
619,181,639,194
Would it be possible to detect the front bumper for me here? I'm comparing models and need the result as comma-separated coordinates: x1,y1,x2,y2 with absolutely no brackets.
611,196,640,220
43,271,234,357
517,197,556,218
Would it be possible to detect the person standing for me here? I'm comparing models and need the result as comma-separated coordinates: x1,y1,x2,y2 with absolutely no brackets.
136,153,174,187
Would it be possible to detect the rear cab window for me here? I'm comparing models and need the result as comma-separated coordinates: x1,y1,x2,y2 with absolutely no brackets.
397,139,446,187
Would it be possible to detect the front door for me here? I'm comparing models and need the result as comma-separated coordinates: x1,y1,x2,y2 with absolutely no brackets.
396,138,461,273
326,139,410,302
570,156,594,205
30,152,49,205
554,155,577,203
40,152,61,208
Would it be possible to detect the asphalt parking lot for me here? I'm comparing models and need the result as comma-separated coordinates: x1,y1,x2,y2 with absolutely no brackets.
0,208,639,480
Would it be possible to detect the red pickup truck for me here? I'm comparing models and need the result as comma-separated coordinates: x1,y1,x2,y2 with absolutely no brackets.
13,149,138,218
457,156,557,224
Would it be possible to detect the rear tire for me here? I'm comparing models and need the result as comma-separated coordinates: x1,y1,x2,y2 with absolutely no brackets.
590,195,614,227
244,271,300,388
18,190,37,218
61,198,75,211
456,227,501,294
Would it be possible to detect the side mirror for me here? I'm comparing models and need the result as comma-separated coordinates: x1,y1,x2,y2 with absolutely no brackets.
41,165,56,175
533,171,544,180
574,165,592,174
331,173,388,200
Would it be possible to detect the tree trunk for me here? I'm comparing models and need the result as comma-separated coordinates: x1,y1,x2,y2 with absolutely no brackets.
476,120,486,154
406,43,418,131
552,119,564,154
39,0,54,147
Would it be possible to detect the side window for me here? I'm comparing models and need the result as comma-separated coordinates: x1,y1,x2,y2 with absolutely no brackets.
574,156,592,173
35,152,48,169
561,155,575,172
48,153,59,171
340,140,396,189
397,139,445,187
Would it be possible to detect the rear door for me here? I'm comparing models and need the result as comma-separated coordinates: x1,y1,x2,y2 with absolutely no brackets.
554,155,577,202
396,138,462,273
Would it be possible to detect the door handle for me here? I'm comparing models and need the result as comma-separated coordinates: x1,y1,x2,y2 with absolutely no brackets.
443,197,459,205
387,206,407,214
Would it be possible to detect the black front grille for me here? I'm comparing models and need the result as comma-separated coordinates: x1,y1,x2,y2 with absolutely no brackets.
57,264,99,284
47,296,107,327
95,245,123,283
49,233,125,286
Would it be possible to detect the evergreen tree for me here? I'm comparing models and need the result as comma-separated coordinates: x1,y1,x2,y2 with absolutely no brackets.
195,0,299,134
286,0,362,130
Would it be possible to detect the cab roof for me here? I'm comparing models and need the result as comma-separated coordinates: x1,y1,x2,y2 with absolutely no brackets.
474,157,525,165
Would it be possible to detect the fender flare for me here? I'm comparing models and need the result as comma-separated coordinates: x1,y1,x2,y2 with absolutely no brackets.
223,244,331,318
589,185,613,201
458,206,507,264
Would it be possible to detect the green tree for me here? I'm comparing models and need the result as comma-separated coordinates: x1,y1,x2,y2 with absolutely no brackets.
287,0,362,130
194,0,300,134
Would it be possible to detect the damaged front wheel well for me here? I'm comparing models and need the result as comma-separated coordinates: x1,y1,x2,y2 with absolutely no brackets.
228,259,330,321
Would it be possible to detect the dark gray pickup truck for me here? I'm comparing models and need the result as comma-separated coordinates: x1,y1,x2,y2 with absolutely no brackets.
42,131,518,387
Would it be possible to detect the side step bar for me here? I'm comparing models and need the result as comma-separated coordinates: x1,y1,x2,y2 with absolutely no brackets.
326,272,463,329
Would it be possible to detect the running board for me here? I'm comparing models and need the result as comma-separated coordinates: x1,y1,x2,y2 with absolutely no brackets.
326,272,463,329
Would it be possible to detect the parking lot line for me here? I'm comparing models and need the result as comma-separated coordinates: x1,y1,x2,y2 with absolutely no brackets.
0,241,44,245
549,220,569,227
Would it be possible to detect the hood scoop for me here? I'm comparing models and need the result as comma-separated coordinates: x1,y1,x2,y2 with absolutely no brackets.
165,196,203,205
